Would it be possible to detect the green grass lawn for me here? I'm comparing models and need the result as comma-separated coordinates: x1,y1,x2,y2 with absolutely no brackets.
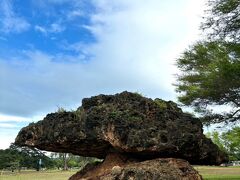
0,166,239,180
194,166,240,180
0,170,78,180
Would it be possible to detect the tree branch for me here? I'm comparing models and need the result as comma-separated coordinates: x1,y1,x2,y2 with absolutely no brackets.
231,109,240,117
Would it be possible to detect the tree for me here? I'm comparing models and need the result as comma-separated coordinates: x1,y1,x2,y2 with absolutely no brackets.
61,153,70,170
221,126,240,160
0,144,55,171
203,0,240,42
206,127,240,160
0,148,21,171
9,144,55,170
175,0,240,124
50,152,74,170
50,152,102,170
206,131,226,151
176,41,240,124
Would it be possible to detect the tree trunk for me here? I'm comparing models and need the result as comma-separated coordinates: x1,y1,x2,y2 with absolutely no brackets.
63,153,68,171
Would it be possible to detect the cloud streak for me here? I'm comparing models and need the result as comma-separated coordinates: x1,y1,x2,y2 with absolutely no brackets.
0,123,19,128
0,0,30,33
34,22,65,35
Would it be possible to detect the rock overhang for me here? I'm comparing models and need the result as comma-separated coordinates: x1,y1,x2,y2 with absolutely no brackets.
15,91,228,165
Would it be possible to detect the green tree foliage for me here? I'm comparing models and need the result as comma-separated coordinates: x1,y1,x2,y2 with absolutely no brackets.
207,131,226,151
50,152,101,170
221,126,240,160
0,148,20,171
203,0,240,42
176,0,240,124
206,127,240,160
0,145,101,171
0,144,54,171
50,153,73,170
176,41,240,124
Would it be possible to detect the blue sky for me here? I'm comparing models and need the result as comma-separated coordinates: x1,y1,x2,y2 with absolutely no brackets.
0,0,206,149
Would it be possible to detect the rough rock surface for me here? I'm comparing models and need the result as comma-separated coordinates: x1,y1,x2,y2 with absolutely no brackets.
15,91,227,165
69,153,202,180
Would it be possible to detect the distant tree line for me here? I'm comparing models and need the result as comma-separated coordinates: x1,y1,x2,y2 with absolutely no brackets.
0,144,54,171
0,144,100,171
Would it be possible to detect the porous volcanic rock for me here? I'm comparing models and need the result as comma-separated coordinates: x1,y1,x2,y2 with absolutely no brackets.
15,91,227,165
69,153,202,180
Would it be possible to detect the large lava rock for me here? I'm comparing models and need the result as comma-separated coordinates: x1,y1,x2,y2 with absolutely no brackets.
15,91,227,165
69,153,202,180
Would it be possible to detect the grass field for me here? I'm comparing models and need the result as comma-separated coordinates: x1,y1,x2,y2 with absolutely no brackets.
194,166,240,180
0,170,77,180
0,166,239,179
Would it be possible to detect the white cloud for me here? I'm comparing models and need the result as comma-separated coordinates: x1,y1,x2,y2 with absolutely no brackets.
0,113,44,122
2,17,30,33
1,0,206,117
0,123,19,128
0,113,45,149
0,0,30,33
34,22,65,34
50,23,65,33
35,25,47,34
67,10,84,20
0,0,207,149
79,0,206,96
0,135,15,149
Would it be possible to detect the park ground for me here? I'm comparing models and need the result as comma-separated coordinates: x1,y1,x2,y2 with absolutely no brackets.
194,166,240,180
0,166,240,180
